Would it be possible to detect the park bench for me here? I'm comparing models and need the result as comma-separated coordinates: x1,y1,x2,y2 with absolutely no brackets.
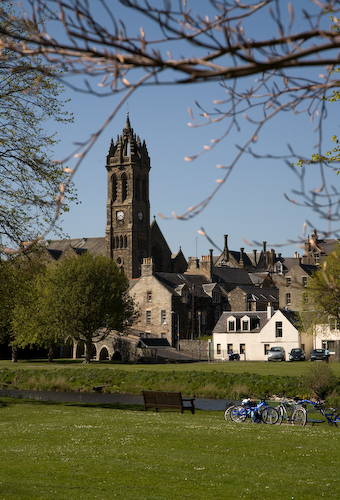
92,385,108,393
142,390,195,414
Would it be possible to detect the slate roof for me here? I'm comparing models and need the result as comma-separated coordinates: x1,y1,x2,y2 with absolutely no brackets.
154,272,215,298
135,338,171,349
212,266,253,287
43,237,106,258
213,310,269,333
232,285,279,302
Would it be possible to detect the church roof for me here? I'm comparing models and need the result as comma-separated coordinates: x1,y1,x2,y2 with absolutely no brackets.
43,237,106,258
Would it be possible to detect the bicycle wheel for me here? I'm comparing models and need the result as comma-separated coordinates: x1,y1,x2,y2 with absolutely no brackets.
230,405,247,423
224,405,237,421
291,407,307,426
261,407,279,424
276,405,284,425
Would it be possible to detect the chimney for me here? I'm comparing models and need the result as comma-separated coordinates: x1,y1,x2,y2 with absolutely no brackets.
253,249,257,266
141,257,154,277
267,302,274,319
240,247,244,268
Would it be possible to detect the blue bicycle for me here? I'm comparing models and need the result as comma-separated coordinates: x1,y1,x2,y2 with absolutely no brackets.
229,398,279,424
297,399,340,426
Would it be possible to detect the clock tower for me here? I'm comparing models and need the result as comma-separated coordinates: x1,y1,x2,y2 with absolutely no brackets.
105,114,151,279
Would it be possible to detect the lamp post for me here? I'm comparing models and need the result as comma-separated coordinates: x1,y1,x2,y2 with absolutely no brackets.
197,310,201,361
171,311,180,349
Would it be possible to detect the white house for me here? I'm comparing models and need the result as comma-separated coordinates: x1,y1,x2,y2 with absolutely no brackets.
213,306,313,361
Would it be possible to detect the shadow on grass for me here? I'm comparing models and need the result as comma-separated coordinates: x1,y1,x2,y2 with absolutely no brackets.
0,396,144,412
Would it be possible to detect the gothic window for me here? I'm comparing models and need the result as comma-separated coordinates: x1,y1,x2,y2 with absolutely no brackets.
124,235,127,248
119,236,123,248
111,174,117,202
122,173,127,201
115,236,119,249
112,236,115,249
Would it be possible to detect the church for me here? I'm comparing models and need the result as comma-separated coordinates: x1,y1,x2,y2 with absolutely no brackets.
45,114,187,278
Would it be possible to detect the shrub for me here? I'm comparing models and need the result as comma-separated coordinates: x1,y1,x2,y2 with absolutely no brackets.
304,362,338,400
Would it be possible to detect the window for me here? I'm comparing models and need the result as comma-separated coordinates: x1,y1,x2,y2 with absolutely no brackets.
217,344,221,355
161,310,166,325
161,332,166,339
302,276,307,287
146,310,151,324
285,293,291,306
213,293,221,304
182,291,188,303
275,321,283,338
228,320,235,332
147,291,152,302
121,173,127,201
242,320,249,331
227,343,233,354
286,277,291,287
240,344,245,355
264,344,270,355
275,263,282,274
314,252,320,264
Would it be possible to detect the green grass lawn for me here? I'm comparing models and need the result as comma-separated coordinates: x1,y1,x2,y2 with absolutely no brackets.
0,397,339,500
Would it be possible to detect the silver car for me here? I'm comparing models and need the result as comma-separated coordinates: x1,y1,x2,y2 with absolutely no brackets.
268,346,286,361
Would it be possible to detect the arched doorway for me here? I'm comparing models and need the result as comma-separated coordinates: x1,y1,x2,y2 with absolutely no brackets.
99,346,109,361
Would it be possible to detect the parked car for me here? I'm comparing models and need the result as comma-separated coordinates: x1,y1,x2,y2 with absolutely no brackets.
310,348,326,361
289,348,305,361
267,346,286,361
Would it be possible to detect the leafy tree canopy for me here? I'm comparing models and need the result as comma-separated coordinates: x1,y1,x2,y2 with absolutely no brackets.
12,253,138,363
0,3,76,253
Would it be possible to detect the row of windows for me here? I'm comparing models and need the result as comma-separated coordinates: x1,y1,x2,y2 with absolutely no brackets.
227,316,260,332
145,309,208,325
112,235,128,249
111,174,147,203
216,343,246,355
147,290,220,305
286,276,308,287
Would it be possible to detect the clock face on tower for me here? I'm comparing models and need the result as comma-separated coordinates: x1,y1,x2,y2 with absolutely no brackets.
138,211,143,221
116,210,124,221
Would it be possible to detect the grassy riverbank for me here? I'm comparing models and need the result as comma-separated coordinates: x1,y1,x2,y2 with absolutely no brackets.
0,396,339,500
1,360,340,400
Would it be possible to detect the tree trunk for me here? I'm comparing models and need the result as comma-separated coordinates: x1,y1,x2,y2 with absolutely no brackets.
11,346,18,363
84,339,92,363
47,345,54,363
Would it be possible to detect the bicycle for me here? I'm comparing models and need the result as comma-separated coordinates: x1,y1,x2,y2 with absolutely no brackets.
297,399,340,426
276,395,307,426
229,397,279,424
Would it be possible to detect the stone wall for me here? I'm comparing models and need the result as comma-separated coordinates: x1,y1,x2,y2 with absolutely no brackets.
179,339,211,360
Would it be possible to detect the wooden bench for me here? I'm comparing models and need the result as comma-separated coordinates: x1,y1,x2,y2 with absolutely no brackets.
142,390,195,414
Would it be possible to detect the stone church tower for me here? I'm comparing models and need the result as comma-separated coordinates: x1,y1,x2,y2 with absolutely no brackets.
105,114,151,279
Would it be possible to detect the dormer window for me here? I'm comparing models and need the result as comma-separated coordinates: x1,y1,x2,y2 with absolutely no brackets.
242,320,249,331
275,263,283,274
228,320,235,332
182,291,188,303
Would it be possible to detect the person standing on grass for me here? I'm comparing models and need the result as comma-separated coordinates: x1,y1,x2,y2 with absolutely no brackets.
325,348,330,363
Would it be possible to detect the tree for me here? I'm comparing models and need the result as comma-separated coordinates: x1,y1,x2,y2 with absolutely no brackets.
0,3,76,254
12,253,138,363
0,250,47,361
1,0,340,245
300,243,340,333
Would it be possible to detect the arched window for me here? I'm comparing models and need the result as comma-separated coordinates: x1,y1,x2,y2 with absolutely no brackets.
115,236,119,249
111,174,117,202
124,235,127,248
112,235,116,249
120,235,123,248
122,173,127,201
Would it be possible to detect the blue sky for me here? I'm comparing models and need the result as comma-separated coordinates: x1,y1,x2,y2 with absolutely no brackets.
35,0,340,260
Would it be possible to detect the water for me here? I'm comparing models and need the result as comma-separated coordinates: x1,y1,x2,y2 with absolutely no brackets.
0,389,236,411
